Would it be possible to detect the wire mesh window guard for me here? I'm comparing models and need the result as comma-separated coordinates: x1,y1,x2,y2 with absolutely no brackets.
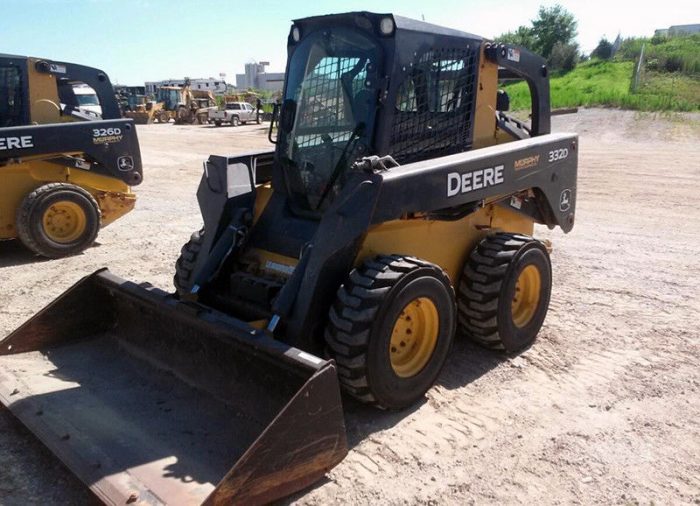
391,47,477,163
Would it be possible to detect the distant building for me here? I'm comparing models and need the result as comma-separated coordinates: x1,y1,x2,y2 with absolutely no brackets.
654,24,700,37
236,62,285,92
144,78,228,96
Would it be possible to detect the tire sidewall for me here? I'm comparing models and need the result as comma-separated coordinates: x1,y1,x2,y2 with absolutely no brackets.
28,188,100,256
366,268,456,409
497,242,552,352
174,229,205,296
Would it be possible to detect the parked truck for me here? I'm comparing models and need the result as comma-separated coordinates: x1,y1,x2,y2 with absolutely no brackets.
208,101,260,126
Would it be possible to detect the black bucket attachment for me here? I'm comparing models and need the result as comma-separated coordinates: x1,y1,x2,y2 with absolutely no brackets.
0,270,347,505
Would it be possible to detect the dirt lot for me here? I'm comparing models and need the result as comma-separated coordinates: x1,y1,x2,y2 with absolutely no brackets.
1,109,699,505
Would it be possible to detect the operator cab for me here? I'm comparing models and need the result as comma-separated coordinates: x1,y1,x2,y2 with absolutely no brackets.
276,13,483,216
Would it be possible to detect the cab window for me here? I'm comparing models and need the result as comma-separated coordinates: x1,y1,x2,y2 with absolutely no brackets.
0,64,24,127
57,80,102,120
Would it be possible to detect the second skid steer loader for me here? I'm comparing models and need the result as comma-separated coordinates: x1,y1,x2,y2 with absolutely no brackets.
0,55,143,257
0,12,577,505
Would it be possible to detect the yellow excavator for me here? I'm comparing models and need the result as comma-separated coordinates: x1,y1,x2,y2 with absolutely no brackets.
0,13,577,504
0,54,142,257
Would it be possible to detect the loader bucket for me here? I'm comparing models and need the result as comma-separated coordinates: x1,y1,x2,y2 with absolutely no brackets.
0,270,347,505
124,111,154,124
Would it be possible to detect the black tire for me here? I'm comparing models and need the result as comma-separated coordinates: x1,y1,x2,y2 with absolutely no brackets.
231,115,240,127
457,233,552,353
174,229,205,296
16,183,100,258
214,120,222,127
325,255,456,410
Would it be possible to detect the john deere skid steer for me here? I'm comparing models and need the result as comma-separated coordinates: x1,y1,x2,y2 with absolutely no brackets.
0,55,142,257
0,13,577,504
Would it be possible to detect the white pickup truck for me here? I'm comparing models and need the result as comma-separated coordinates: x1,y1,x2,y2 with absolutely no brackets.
208,102,260,126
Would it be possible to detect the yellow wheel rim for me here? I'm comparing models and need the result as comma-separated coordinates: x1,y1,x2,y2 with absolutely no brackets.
511,265,542,328
42,201,87,243
390,297,439,378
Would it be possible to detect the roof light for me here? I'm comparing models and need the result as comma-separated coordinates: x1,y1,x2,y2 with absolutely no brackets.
291,26,301,42
379,17,394,35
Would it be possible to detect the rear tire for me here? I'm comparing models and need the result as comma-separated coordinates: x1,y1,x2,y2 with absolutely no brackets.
231,115,240,127
457,233,552,353
16,183,100,258
174,229,205,296
325,255,456,410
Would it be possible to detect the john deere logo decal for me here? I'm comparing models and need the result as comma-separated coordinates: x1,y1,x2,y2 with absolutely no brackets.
559,189,572,212
118,156,134,171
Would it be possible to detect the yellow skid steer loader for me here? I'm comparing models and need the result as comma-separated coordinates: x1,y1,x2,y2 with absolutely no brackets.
0,12,577,504
0,55,142,257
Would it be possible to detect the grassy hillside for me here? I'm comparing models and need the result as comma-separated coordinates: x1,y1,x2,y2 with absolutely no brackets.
618,34,700,75
505,34,700,112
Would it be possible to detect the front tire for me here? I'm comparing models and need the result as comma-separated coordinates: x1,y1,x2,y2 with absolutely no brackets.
174,229,205,296
16,183,100,258
325,255,456,410
458,233,552,352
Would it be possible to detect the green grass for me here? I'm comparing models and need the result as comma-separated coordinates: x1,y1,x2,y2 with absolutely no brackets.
505,59,700,112
631,71,700,110
617,34,700,75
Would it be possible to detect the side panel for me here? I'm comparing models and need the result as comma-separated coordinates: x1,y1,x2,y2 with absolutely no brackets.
0,160,134,239
358,204,534,284
0,120,143,185
374,133,577,233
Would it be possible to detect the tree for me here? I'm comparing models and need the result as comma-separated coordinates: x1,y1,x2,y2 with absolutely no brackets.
549,42,579,72
497,25,537,49
591,37,613,59
530,4,578,59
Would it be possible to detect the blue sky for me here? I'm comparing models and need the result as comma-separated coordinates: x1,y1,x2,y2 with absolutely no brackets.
1,0,695,85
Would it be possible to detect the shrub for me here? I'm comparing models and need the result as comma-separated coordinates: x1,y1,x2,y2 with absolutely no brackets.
549,42,579,72
591,38,613,59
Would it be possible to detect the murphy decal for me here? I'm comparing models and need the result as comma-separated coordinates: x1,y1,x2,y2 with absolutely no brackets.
514,154,540,171
447,165,504,197
0,135,34,151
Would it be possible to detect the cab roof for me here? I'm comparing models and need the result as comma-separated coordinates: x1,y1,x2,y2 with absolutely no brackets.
292,12,483,41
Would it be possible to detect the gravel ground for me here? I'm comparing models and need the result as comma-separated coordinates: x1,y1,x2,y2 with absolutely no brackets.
0,110,698,505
